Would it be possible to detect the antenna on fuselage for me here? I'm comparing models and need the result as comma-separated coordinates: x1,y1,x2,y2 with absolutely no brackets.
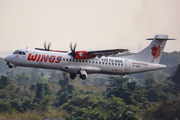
26,47,28,49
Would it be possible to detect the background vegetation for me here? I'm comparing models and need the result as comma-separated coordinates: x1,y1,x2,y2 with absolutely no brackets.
0,51,180,120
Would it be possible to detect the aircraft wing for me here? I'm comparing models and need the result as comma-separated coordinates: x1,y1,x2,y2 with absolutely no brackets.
87,49,129,58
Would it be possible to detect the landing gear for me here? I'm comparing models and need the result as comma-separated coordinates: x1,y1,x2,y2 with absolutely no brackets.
69,69,88,80
8,65,13,68
80,74,86,80
79,69,88,80
70,74,76,79
7,62,13,68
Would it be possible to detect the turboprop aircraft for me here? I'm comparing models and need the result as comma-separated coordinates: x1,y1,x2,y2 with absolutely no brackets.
5,34,175,80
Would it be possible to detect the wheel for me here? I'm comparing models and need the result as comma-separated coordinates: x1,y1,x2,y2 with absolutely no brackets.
80,74,86,80
70,74,76,79
8,65,13,68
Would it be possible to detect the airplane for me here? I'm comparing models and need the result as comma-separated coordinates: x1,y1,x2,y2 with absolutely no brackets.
5,34,175,80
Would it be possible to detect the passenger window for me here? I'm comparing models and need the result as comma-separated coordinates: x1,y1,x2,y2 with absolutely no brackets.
79,60,81,62
96,61,98,64
69,59,71,61
109,63,111,65
23,52,26,55
92,61,94,63
63,58,65,61
66,58,68,61
76,59,78,62
82,60,84,62
99,62,101,64
112,63,114,65
115,63,117,66
86,60,88,63
89,61,91,63
73,59,75,62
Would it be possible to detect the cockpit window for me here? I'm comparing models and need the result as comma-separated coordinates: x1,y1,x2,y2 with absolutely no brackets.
19,51,22,55
13,51,26,55
13,51,19,54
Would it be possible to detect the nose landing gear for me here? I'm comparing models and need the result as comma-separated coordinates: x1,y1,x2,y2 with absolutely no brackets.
7,62,13,68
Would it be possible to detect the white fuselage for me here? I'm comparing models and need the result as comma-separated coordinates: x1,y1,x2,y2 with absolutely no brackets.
5,49,166,76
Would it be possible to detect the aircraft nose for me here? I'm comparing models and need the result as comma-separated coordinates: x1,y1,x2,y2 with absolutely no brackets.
5,55,11,62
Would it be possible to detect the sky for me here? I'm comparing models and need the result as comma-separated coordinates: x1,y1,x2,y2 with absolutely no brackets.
0,0,180,57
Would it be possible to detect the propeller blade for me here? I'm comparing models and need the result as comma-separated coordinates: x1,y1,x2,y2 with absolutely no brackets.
44,42,47,50
70,42,73,51
74,42,77,51
47,42,51,50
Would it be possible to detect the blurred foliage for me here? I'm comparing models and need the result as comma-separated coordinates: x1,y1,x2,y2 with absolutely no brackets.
0,52,180,119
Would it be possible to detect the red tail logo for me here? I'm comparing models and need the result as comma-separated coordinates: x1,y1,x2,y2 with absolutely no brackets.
151,45,161,58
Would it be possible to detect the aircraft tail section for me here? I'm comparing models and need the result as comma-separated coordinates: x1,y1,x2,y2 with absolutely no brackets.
123,34,175,63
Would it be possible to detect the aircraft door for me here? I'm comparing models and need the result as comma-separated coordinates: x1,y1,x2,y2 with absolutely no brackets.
125,60,130,73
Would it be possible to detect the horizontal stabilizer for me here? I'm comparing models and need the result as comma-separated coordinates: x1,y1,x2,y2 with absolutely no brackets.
146,38,176,40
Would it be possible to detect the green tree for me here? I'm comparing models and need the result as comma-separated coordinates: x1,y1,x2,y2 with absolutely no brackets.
105,97,139,120
59,72,70,90
35,82,45,101
0,75,13,89
48,70,61,83
30,84,36,91
108,76,128,88
62,94,98,113
169,64,180,93
0,102,13,113
44,83,52,95
34,82,52,103
143,100,180,120
14,72,31,85
30,70,41,83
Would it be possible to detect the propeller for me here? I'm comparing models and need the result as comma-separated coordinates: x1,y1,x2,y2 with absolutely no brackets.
44,42,51,51
35,42,51,51
69,42,77,59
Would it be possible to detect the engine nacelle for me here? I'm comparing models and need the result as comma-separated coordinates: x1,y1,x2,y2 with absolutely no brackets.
75,51,95,59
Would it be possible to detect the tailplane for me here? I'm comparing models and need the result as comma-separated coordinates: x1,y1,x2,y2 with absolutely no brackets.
123,34,175,63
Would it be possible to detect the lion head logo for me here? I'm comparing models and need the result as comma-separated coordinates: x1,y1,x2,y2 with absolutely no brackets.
79,52,83,57
151,45,161,58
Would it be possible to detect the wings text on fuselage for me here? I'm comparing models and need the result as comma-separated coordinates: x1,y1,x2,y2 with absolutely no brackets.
27,53,62,63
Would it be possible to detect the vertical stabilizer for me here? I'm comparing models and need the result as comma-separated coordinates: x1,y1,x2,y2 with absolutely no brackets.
123,34,175,63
